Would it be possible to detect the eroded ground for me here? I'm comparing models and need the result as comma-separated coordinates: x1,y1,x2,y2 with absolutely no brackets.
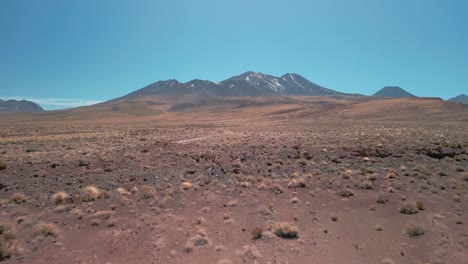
0,119,467,264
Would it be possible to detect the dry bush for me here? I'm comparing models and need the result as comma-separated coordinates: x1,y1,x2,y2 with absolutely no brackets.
413,165,432,175
116,187,130,195
140,185,156,199
399,203,419,214
93,210,114,220
251,227,263,240
34,222,60,237
331,214,338,221
360,181,374,190
238,244,262,261
271,222,298,239
236,174,257,184
462,172,468,181
337,189,354,197
0,223,15,261
0,162,6,171
78,186,102,202
367,174,378,181
387,172,397,179
257,181,268,190
0,222,13,237
106,218,117,227
257,178,271,190
416,202,424,210
405,224,425,237
287,178,306,188
10,193,27,204
51,191,68,205
297,158,308,166
237,181,250,188
269,184,284,194
376,194,388,204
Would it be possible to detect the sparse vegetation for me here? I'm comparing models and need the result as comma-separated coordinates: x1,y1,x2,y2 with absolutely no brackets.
376,195,388,204
251,227,263,240
10,193,27,204
269,184,284,194
0,225,15,260
405,224,425,237
271,222,298,239
337,189,354,197
78,186,102,202
140,185,156,199
116,187,130,195
416,202,424,210
34,222,60,237
287,178,306,188
399,203,419,214
51,191,68,205
1,105,467,262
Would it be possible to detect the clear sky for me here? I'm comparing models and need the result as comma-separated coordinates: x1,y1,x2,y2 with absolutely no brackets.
1,0,467,110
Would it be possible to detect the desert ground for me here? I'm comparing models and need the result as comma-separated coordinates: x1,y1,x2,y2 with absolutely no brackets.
0,96,467,264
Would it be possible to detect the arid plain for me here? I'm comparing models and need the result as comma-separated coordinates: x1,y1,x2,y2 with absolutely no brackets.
0,95,467,264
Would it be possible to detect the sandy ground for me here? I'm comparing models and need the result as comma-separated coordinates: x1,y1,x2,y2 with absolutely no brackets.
0,119,467,264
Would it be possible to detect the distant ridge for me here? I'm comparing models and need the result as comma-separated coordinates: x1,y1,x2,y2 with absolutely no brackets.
0,99,44,113
448,94,468,104
117,71,346,100
373,86,416,98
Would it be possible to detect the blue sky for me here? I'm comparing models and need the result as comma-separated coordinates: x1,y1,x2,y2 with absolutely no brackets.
1,0,467,110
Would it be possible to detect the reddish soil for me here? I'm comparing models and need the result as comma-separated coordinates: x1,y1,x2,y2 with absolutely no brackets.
0,97,467,264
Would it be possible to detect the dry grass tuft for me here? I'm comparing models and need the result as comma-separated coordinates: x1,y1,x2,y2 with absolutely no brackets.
269,184,284,194
405,224,425,237
287,178,306,188
51,191,68,205
78,186,102,202
399,203,419,215
387,172,397,179
116,187,130,195
337,189,354,197
140,185,156,199
376,195,388,204
251,227,263,240
416,202,425,210
0,225,14,261
34,222,60,237
271,222,299,239
10,193,27,204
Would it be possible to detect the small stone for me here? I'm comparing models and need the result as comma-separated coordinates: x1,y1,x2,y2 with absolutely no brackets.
290,197,300,204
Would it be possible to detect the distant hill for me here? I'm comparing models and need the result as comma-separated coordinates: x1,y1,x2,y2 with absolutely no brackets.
117,71,346,100
373,86,416,98
448,94,468,104
0,99,45,113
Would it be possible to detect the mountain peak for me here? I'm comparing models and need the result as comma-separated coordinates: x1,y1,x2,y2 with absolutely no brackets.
0,99,45,113
448,94,468,104
119,71,346,99
374,86,416,98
